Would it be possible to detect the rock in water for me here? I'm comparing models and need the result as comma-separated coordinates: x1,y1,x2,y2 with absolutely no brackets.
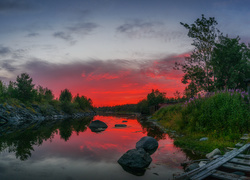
136,136,158,155
118,148,152,170
115,124,127,127
89,120,108,132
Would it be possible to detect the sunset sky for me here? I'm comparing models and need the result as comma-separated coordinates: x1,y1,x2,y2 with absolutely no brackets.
0,0,250,106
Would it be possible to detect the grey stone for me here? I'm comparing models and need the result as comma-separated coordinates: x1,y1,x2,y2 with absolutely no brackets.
199,137,208,141
118,148,152,169
206,148,221,159
136,136,158,155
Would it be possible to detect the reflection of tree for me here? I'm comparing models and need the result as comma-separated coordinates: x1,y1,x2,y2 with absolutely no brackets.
72,117,92,135
59,120,73,141
0,116,93,161
138,119,166,141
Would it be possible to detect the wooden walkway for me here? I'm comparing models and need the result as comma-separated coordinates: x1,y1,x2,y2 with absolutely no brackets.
174,143,250,180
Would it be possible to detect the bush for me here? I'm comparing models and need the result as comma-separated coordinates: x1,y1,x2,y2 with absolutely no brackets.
153,89,249,139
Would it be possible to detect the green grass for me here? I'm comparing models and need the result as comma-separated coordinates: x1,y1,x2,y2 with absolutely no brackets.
153,90,249,153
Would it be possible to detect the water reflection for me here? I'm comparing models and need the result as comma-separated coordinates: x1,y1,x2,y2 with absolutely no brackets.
0,115,192,180
0,117,93,160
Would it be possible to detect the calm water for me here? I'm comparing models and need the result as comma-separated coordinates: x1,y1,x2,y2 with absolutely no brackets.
0,115,192,180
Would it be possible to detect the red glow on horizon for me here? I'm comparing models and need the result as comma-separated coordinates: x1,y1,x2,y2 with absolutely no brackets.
30,53,187,107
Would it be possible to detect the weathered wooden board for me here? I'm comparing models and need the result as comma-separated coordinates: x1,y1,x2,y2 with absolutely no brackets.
222,162,250,172
174,143,250,180
237,154,250,159
211,170,250,180
241,136,250,140
229,157,250,166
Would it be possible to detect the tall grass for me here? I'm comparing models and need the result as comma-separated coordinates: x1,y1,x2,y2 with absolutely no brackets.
153,89,249,139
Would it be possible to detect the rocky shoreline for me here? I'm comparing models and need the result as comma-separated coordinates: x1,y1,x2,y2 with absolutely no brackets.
0,103,96,136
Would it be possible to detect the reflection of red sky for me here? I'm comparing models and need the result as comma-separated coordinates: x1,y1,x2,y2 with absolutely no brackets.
30,54,188,106
38,115,188,167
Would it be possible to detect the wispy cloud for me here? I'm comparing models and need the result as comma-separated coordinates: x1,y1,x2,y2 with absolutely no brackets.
52,22,99,44
53,31,76,45
26,32,39,37
67,22,98,35
0,46,11,56
116,19,185,42
0,60,17,72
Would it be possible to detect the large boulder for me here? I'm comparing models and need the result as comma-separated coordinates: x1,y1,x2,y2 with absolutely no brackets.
136,136,158,155
118,148,152,174
89,120,108,132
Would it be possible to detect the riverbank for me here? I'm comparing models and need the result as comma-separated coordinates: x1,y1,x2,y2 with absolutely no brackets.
0,102,95,136
149,90,249,155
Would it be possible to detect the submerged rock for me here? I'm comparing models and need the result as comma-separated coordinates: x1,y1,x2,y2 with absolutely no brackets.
136,136,158,155
115,124,127,127
89,120,108,132
118,148,152,171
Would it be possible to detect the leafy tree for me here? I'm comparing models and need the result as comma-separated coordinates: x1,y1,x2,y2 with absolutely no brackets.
44,89,54,101
73,94,93,111
0,80,7,102
59,89,72,102
176,14,221,95
147,89,166,106
16,73,35,103
7,81,17,99
211,36,250,90
136,99,149,114
174,90,181,100
35,85,54,102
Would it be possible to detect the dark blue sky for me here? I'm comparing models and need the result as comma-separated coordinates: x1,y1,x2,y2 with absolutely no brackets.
0,0,249,106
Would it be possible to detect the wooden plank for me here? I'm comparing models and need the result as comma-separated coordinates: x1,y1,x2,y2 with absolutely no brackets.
229,157,250,166
237,154,250,159
222,162,250,172
211,170,250,180
241,136,249,140
174,143,250,180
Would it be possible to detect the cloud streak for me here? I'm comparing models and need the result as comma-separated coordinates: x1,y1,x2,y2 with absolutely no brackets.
53,31,76,45
116,19,185,42
18,54,187,106
0,46,11,56
53,22,99,44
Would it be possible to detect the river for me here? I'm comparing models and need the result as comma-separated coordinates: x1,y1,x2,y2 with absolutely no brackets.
0,115,194,180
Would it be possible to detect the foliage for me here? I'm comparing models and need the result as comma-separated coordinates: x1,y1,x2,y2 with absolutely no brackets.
146,89,166,106
153,90,249,139
59,89,72,102
174,133,237,154
35,85,54,103
176,14,221,96
0,73,93,115
15,73,36,103
73,94,93,111
211,36,250,90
